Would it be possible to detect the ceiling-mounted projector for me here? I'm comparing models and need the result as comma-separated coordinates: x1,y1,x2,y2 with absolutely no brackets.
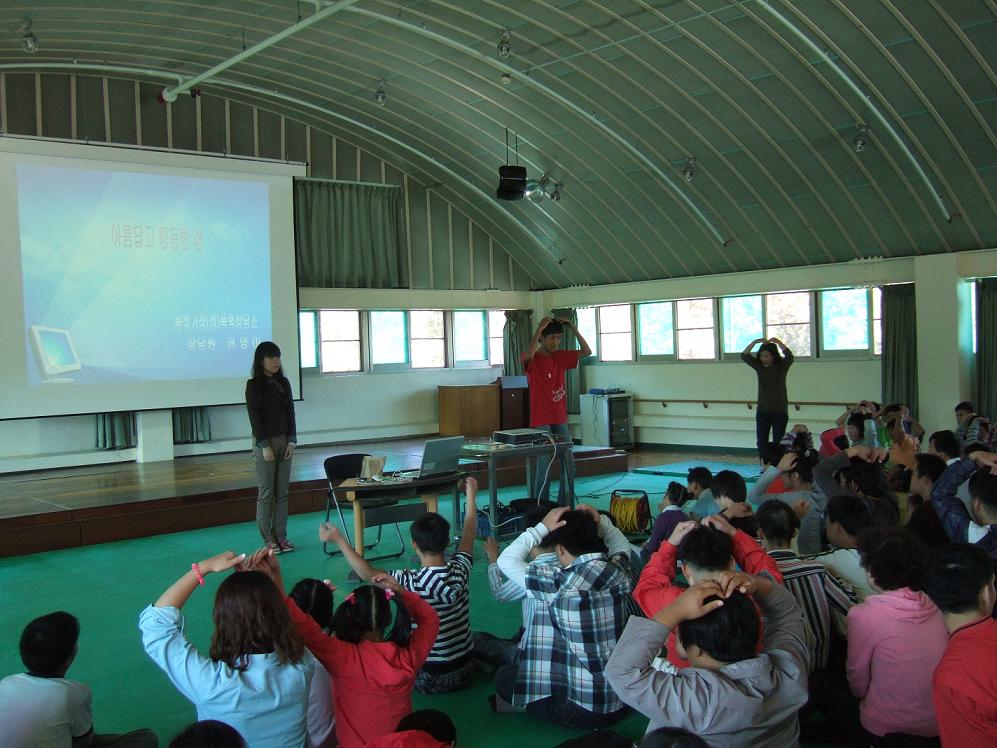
496,165,527,201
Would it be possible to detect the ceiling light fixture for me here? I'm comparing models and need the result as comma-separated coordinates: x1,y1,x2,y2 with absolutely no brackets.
523,173,563,204
853,124,870,154
524,174,549,202
20,20,38,54
497,29,511,60
374,79,386,107
682,156,695,182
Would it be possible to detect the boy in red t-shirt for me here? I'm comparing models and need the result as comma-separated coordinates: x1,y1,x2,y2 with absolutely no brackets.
922,543,997,747
522,316,592,504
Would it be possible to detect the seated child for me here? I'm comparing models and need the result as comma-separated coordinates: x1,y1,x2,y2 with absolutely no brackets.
847,527,947,741
642,481,690,560
904,453,950,549
607,572,809,747
931,449,997,562
0,612,157,748
711,469,757,537
265,548,439,748
140,551,314,747
750,449,824,554
323,477,479,694
288,578,337,748
633,515,782,669
683,467,717,520
756,500,855,673
804,494,876,601
493,506,633,728
921,543,997,746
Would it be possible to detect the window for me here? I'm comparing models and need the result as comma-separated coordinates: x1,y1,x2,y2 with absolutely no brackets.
488,310,505,366
370,311,408,366
721,292,812,357
676,298,715,359
721,296,762,354
872,287,882,356
410,310,445,368
319,310,362,372
637,302,675,356
299,311,317,369
820,288,870,352
970,282,978,355
453,311,487,364
576,307,598,358
767,292,812,357
598,304,633,361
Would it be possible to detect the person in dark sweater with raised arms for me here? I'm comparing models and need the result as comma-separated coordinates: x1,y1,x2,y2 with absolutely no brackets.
741,337,794,464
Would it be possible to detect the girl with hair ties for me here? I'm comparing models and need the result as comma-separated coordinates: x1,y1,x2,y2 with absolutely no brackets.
255,550,439,748
246,341,297,553
139,551,315,747
741,337,795,463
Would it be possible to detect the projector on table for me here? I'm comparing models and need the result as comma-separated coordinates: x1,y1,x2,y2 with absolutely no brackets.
492,428,548,445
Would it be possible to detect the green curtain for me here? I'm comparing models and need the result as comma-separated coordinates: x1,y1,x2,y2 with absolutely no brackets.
551,308,581,415
977,279,996,418
294,179,406,288
95,412,136,450
502,310,534,376
173,407,212,444
881,284,918,417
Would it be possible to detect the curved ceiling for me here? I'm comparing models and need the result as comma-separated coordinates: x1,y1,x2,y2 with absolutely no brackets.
1,0,995,289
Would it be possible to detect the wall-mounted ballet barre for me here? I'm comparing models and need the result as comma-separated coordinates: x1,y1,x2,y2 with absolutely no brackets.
633,398,853,411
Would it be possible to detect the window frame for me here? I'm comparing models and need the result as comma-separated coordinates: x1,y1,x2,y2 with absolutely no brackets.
595,303,636,363
574,307,599,361
408,309,448,370
451,309,493,369
718,291,815,362
487,310,507,368
817,287,881,359
314,308,365,375
635,300,676,362
368,309,412,373
674,297,718,361
298,309,320,373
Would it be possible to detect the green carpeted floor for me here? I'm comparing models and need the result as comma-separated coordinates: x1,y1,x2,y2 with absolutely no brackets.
0,472,838,747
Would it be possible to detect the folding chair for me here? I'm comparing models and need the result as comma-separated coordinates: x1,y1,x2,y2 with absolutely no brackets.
323,453,407,560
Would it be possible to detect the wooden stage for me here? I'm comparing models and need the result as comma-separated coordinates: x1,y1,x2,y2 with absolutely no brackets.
0,438,627,558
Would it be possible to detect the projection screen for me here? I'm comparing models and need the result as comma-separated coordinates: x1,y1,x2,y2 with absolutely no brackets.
0,137,304,420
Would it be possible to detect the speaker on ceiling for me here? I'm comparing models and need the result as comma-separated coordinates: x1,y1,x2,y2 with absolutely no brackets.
496,164,527,201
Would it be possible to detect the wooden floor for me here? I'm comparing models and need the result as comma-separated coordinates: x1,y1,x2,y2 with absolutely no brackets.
0,437,638,557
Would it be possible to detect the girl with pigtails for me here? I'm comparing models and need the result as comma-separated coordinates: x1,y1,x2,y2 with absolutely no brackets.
250,548,440,748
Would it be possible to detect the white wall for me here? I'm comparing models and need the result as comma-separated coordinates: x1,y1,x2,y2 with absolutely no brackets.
580,359,880,449
3,250,995,472
554,249,997,450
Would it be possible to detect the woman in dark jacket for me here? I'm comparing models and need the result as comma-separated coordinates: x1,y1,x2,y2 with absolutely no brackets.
742,337,794,463
246,341,297,552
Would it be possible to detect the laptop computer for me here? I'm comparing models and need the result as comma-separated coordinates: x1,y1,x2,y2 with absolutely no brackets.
400,436,465,479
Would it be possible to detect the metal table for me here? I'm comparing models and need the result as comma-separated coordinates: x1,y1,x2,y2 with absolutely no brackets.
461,440,575,535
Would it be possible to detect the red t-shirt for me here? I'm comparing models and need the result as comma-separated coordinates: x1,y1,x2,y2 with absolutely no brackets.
933,616,997,746
523,349,582,427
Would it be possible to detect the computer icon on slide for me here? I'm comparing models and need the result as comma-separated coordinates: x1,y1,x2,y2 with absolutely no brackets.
30,325,81,383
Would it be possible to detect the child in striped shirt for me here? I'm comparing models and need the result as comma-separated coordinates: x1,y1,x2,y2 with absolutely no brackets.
323,477,479,694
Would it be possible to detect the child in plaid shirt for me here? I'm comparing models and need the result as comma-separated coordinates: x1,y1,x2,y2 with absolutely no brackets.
493,505,633,728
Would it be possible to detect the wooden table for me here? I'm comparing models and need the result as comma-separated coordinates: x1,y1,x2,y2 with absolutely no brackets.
324,472,463,558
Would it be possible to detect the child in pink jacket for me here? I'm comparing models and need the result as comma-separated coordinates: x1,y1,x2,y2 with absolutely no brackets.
847,527,948,740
